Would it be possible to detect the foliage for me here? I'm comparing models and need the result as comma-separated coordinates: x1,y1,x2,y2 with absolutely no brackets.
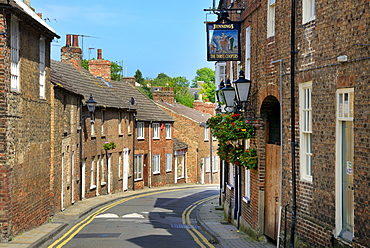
134,69,145,85
81,59,89,70
192,67,215,85
110,61,123,81
200,81,216,103
192,68,216,103
102,142,117,150
135,69,153,99
207,113,257,169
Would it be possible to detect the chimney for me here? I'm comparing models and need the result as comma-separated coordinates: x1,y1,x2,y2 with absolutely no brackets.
153,88,175,105
88,49,111,82
193,100,204,112
24,0,31,7
61,34,82,71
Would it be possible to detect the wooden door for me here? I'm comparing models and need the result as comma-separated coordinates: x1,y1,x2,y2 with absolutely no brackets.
264,144,280,240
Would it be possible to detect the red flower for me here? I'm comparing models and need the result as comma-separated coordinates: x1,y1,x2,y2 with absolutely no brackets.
235,114,240,117
232,122,235,126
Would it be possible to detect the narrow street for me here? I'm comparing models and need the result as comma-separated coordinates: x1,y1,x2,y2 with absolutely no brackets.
45,187,220,248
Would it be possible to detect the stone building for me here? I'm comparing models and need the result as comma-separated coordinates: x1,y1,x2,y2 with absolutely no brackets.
213,0,369,247
0,0,59,240
154,89,220,185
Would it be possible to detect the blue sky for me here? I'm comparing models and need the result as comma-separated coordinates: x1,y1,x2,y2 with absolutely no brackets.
31,0,218,81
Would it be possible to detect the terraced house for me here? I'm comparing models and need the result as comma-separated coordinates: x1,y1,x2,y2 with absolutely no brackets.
211,0,369,247
0,0,59,240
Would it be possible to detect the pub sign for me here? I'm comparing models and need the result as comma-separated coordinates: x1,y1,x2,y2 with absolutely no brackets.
206,18,241,61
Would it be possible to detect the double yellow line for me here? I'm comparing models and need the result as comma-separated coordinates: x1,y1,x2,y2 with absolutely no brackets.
49,189,217,248
181,195,218,248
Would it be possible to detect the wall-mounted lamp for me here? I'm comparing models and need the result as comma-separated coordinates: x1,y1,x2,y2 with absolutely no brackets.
85,94,97,114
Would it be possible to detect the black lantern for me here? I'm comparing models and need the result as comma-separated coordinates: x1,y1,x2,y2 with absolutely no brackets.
85,94,97,113
221,79,236,109
216,80,225,104
234,70,251,103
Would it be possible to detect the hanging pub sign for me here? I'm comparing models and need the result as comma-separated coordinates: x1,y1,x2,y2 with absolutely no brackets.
206,18,241,61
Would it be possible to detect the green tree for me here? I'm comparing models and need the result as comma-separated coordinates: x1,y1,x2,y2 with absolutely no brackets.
193,68,216,102
110,61,123,81
81,59,89,70
169,76,194,107
134,69,145,85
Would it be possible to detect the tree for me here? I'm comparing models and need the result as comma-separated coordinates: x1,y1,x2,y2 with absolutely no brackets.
169,77,194,107
110,61,123,81
193,68,216,103
134,69,145,85
135,69,153,99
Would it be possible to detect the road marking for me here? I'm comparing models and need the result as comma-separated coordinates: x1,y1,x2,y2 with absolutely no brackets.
48,188,194,248
182,195,218,248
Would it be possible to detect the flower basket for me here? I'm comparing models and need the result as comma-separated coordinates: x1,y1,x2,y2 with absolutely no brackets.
103,142,117,150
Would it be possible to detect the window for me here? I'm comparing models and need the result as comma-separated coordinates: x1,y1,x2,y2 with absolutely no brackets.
125,113,131,133
39,37,46,98
165,123,172,139
90,113,95,136
243,168,251,204
338,90,354,120
205,157,211,172
166,153,172,172
153,155,160,174
215,62,226,87
118,112,122,134
245,27,251,79
267,0,276,37
137,122,144,139
100,155,106,185
134,155,143,180
228,164,235,188
11,16,20,91
118,152,123,178
90,157,96,189
212,156,218,172
299,82,312,181
101,110,105,135
302,0,315,23
204,126,209,141
152,123,160,139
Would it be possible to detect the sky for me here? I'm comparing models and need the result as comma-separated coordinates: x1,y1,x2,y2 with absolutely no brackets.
30,0,218,81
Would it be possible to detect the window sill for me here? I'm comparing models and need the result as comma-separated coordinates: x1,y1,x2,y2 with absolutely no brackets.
153,138,160,140
153,172,160,175
227,184,234,190
90,185,96,190
166,170,172,173
101,182,106,186
134,178,143,182
243,196,251,204
119,133,124,137
137,138,145,140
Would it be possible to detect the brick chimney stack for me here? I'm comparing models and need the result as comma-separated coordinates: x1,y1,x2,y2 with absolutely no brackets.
88,49,111,82
153,88,175,105
61,34,82,71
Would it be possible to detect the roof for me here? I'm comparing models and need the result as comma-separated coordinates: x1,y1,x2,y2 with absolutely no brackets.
155,101,211,123
6,0,59,38
51,60,174,122
174,138,188,150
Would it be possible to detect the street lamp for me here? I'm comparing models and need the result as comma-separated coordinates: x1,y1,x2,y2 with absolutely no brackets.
85,94,97,115
218,70,251,113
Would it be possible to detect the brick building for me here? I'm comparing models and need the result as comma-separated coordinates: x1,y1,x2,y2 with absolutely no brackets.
154,89,220,185
213,0,369,247
0,0,59,240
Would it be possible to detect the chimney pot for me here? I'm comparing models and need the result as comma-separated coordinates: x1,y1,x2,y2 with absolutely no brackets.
72,35,79,47
66,34,71,46
97,49,102,60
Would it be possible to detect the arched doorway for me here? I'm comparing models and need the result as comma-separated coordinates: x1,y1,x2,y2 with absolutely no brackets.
261,96,281,240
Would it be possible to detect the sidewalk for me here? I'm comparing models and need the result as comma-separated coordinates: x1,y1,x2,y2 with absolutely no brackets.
0,185,276,248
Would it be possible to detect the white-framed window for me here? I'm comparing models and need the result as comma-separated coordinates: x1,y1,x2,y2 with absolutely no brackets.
212,156,218,172
165,123,172,139
153,154,160,174
11,16,20,91
101,110,105,135
245,27,251,79
267,0,276,37
243,168,251,204
90,113,95,136
100,154,106,185
137,122,144,139
338,89,354,121
125,113,131,133
39,37,46,98
134,154,143,180
302,0,315,23
152,123,160,139
204,126,209,141
118,152,123,178
215,62,227,87
205,157,211,172
166,153,172,172
228,164,235,188
118,112,122,134
299,82,313,181
90,157,96,189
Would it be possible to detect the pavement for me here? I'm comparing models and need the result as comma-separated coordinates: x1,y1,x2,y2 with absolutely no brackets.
0,184,276,248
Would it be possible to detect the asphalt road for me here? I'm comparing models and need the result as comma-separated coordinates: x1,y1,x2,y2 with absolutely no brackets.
46,186,220,248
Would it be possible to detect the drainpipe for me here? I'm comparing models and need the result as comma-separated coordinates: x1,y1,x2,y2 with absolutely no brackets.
132,114,136,191
79,97,84,200
149,121,152,188
272,59,283,247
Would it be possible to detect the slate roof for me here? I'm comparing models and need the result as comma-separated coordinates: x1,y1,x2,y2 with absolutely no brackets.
155,101,211,123
174,138,188,150
50,60,174,122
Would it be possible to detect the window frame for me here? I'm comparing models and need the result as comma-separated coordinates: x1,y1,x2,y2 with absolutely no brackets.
153,154,160,174
11,16,20,91
166,153,172,172
205,157,211,173
90,157,96,189
39,37,46,98
243,168,251,204
134,154,143,180
152,123,160,140
137,122,144,139
299,82,313,181
165,123,172,139
204,126,209,141
302,0,316,24
267,0,276,37
245,27,251,79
